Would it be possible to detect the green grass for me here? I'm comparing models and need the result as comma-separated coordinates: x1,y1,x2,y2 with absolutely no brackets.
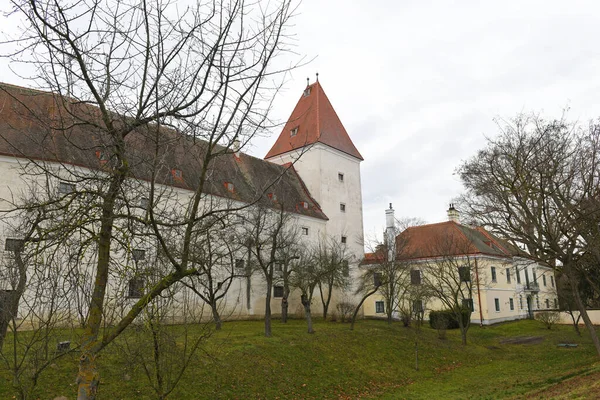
1,319,598,399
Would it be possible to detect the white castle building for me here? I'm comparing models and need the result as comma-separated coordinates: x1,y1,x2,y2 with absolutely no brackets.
0,79,365,324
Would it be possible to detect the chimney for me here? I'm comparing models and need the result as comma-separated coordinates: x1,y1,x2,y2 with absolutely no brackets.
447,203,460,223
385,203,395,262
232,139,241,158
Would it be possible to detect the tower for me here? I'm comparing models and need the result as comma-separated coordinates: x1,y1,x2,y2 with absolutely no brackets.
265,80,364,263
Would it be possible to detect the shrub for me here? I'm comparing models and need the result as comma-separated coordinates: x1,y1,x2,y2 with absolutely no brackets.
336,302,355,323
536,311,560,329
429,309,470,330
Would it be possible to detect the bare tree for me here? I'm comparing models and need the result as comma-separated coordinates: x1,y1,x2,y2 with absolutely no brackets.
0,0,297,398
315,236,352,320
349,267,381,331
457,113,600,355
244,203,299,337
288,250,322,333
419,232,480,345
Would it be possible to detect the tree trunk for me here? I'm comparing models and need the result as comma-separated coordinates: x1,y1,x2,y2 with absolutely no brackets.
319,281,333,320
281,282,290,323
457,313,468,345
77,352,100,400
350,287,379,330
0,251,27,350
265,280,272,337
211,303,222,330
570,278,600,356
301,294,314,334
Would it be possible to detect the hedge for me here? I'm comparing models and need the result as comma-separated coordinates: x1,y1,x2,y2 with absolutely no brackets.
429,309,471,330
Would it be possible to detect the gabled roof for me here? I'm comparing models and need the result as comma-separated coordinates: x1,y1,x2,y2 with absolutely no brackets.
265,81,363,160
0,82,328,220
396,221,524,260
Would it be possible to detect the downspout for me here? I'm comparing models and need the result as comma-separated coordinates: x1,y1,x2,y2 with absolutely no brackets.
474,258,484,326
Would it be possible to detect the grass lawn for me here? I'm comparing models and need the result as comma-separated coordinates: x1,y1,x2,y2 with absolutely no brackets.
1,318,598,399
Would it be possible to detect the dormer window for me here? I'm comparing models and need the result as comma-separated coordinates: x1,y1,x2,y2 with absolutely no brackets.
290,127,298,137
268,193,277,202
95,150,109,165
298,201,308,210
225,182,234,193
171,169,183,179
303,87,311,97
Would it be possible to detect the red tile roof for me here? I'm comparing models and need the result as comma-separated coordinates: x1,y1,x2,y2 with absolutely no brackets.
395,221,525,260
265,81,363,160
0,83,328,220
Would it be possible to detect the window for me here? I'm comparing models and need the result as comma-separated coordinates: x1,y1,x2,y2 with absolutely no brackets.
224,182,234,193
299,201,308,210
536,296,540,309
171,169,183,179
506,268,511,284
458,266,470,282
58,181,75,194
509,298,514,311
375,301,384,313
341,236,347,244
494,298,500,312
273,286,284,298
462,298,474,312
132,249,145,261
413,300,423,313
491,266,497,283
542,274,547,287
410,269,421,285
373,272,382,287
301,227,309,236
533,269,538,283
4,238,24,252
290,127,298,137
96,150,109,164
128,278,144,298
268,193,277,202
551,276,555,287
235,259,245,270
338,172,344,182
545,298,549,309
519,296,523,310
304,87,311,96
515,266,521,284
340,203,346,212
554,298,558,309
140,197,149,209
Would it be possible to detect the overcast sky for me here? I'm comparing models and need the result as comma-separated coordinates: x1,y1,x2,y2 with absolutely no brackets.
2,1,600,243
247,0,600,241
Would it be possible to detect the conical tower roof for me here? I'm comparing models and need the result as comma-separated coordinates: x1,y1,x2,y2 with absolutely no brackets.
265,81,363,160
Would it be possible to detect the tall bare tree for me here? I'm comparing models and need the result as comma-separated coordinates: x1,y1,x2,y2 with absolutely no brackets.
0,0,297,398
315,236,352,320
457,113,600,355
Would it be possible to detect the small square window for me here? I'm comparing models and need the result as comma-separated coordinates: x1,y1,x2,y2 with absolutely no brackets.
338,173,344,182
95,150,109,164
298,201,308,209
340,203,346,212
462,298,474,312
58,182,76,194
301,227,309,236
413,299,423,313
132,249,146,261
273,286,284,298
235,259,245,270
268,193,277,201
303,87,311,97
458,266,470,282
128,278,144,298
411,269,421,285
373,272,382,287
140,197,149,209
375,301,384,314
340,236,347,244
225,182,234,193
5,238,24,252
290,127,298,137
494,298,500,312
